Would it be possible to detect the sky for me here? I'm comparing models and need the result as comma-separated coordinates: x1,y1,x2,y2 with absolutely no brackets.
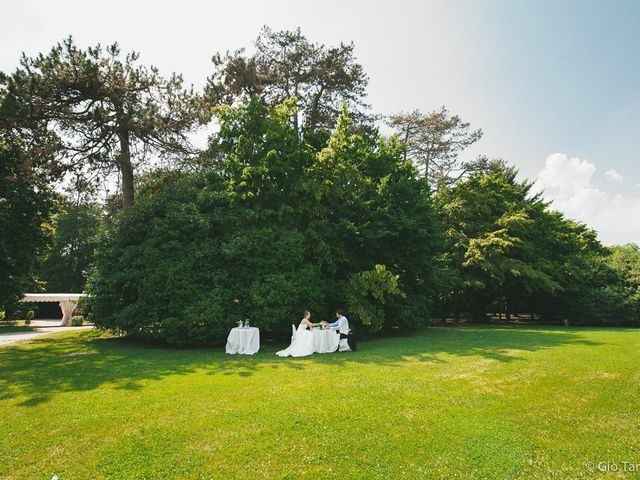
1,0,639,245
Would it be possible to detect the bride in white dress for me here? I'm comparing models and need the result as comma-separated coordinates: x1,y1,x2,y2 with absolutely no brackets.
276,311,317,357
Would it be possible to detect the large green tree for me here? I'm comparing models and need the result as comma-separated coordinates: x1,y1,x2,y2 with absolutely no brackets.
86,99,441,345
38,199,102,293
206,27,370,134
599,244,640,325
0,37,201,209
301,105,442,331
435,163,596,321
387,107,483,189
0,133,52,310
562,244,640,326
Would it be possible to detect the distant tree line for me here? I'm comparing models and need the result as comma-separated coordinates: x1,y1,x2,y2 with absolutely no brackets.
1,28,638,341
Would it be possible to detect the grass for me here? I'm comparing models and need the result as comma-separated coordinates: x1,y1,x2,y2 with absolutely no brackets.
0,326,639,479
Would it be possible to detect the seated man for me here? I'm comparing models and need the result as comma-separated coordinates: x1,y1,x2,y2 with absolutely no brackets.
326,309,351,352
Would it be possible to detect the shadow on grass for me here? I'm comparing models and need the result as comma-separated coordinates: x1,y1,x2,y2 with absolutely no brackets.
0,326,606,406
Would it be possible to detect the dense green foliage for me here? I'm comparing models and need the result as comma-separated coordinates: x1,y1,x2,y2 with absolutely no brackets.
604,245,640,322
0,135,52,311
563,244,640,326
85,99,441,345
85,99,640,344
38,200,102,293
435,163,624,324
433,164,640,326
3,29,639,339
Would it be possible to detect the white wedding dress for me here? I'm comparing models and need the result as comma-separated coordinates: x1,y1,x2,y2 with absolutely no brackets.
276,323,315,357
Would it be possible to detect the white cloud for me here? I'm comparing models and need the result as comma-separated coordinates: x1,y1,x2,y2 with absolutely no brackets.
537,153,595,194
535,154,640,245
605,169,624,182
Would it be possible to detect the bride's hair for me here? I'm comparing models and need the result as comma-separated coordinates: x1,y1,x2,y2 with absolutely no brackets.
303,310,311,317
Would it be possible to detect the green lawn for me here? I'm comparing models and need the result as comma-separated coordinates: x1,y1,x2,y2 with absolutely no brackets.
1,326,638,479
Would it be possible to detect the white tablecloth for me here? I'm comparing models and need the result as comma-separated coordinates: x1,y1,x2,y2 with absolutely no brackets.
312,328,339,354
225,327,260,355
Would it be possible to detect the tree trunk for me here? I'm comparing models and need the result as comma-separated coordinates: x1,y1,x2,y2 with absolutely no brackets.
402,126,410,162
292,86,300,133
308,85,325,133
504,297,512,322
292,104,299,133
118,130,134,209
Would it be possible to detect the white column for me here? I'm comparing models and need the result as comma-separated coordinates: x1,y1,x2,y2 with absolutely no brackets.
59,301,76,326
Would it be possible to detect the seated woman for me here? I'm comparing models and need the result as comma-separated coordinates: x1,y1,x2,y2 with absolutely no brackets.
276,310,317,357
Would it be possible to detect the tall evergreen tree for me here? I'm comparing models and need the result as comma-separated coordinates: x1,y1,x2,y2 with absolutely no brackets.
0,37,201,209
387,107,483,189
206,27,370,134
437,163,572,320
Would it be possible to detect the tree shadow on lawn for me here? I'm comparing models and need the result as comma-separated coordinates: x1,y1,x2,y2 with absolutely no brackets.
289,325,606,366
0,326,606,407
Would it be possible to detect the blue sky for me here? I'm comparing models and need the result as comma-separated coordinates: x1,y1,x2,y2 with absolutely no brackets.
1,0,639,243
458,0,640,181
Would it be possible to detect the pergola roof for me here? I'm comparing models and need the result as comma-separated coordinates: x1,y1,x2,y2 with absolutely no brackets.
21,293,85,302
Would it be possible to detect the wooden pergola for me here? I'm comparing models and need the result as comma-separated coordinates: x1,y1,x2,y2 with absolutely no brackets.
20,293,86,326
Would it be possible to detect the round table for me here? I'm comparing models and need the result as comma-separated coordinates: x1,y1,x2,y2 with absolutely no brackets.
312,328,339,353
225,327,260,355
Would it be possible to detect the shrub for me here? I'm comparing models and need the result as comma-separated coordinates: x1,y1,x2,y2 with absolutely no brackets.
345,265,405,333
25,310,34,326
71,315,85,326
564,245,640,326
85,177,328,346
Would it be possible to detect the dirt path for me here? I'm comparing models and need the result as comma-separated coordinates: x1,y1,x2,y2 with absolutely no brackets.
0,325,94,346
